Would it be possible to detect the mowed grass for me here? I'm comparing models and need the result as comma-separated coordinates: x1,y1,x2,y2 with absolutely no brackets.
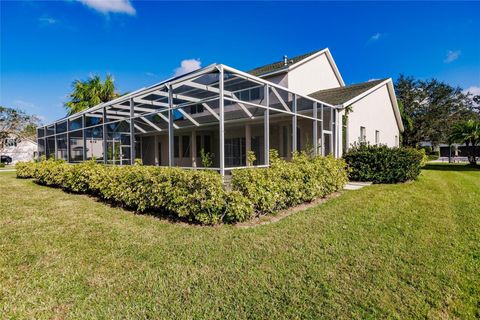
1,164,479,319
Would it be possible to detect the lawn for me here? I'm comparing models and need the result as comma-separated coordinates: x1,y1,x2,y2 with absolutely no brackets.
1,164,479,319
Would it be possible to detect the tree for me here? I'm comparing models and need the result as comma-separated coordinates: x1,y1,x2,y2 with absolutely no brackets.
65,74,119,115
395,75,478,148
0,106,39,149
449,120,480,165
394,75,425,146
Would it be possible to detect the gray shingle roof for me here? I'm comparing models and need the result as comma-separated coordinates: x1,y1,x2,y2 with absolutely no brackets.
248,49,325,76
308,79,388,106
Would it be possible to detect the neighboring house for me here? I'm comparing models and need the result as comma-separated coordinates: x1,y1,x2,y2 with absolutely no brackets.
37,48,404,174
1,135,38,164
420,141,480,159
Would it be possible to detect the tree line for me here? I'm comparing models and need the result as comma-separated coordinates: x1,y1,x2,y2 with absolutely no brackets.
394,75,480,164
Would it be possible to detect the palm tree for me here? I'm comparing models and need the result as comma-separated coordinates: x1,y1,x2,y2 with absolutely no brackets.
65,74,119,115
449,120,480,165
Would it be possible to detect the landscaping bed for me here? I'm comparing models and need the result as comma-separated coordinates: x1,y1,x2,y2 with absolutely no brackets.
15,153,348,224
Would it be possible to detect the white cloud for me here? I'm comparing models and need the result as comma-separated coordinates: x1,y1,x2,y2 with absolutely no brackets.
444,50,461,63
463,85,480,96
173,59,202,77
76,0,136,15
145,72,157,77
368,78,379,82
36,115,48,124
369,32,382,41
38,17,57,24
13,100,36,110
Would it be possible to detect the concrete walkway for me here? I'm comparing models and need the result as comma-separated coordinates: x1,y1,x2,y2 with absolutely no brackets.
344,181,372,190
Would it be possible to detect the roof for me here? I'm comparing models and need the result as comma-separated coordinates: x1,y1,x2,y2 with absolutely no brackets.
308,79,387,106
247,49,325,76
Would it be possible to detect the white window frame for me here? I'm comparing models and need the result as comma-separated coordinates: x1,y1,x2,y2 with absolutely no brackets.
360,126,366,143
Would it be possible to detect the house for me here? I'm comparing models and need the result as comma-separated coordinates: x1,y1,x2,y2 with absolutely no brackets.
419,141,480,161
1,134,38,164
36,48,404,175
249,49,403,151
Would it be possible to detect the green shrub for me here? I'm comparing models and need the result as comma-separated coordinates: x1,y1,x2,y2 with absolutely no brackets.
343,144,424,183
34,158,70,187
15,153,348,224
0,163,5,168
419,148,428,167
15,160,234,225
231,153,348,215
16,161,36,178
223,191,254,223
63,160,103,193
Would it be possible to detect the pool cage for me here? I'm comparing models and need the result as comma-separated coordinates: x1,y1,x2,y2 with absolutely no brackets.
37,64,341,175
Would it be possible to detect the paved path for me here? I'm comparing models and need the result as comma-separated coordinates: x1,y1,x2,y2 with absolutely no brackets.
0,169,16,173
344,181,372,190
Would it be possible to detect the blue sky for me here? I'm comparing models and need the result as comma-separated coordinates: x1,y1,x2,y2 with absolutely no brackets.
1,1,479,123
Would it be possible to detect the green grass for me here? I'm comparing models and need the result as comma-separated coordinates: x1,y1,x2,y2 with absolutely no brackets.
1,164,479,319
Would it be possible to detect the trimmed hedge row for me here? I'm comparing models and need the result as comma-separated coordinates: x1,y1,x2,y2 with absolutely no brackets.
343,144,424,183
17,159,236,224
16,153,348,224
231,152,348,215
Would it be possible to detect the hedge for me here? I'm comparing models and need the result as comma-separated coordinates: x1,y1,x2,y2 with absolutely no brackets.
231,152,348,215
343,144,424,183
16,153,348,224
16,159,238,224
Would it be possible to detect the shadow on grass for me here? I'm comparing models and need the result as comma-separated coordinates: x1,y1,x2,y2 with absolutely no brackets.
422,163,480,172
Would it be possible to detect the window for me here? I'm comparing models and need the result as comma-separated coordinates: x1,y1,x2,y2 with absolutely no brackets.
204,135,211,153
360,126,366,143
375,130,380,145
196,135,202,157
323,132,332,155
174,136,179,157
282,126,288,157
195,135,212,157
182,135,190,157
4,138,17,147
225,137,245,167
296,126,301,151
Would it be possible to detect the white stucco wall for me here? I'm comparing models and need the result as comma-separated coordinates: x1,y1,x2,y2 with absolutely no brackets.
346,84,400,149
287,53,343,95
